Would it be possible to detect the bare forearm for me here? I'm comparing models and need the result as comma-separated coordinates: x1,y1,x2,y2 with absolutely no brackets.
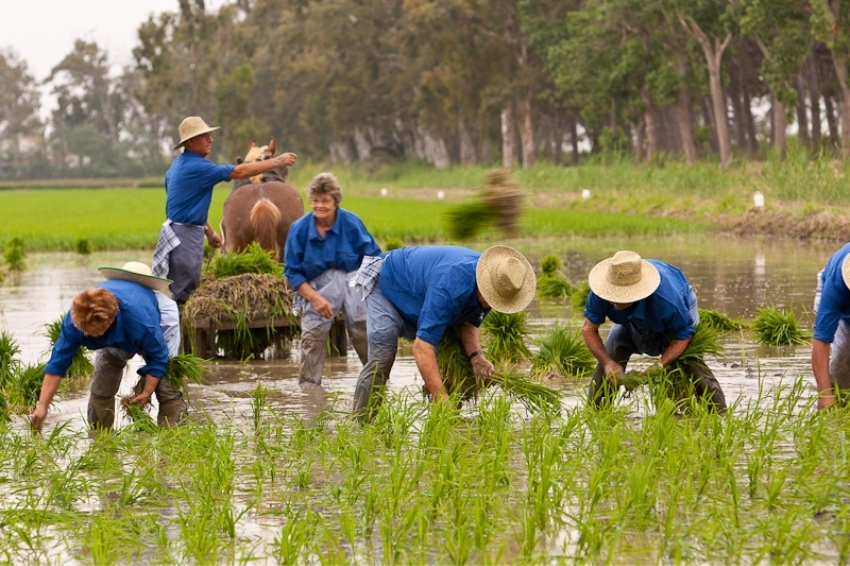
458,322,483,358
661,337,691,366
582,319,611,365
36,374,62,411
812,339,833,393
413,338,445,400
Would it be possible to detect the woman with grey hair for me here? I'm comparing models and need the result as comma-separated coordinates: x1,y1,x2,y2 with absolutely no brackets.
284,173,381,386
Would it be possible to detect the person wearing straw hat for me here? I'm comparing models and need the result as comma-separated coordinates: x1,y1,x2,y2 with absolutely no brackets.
582,250,726,411
153,116,298,304
350,245,536,419
31,262,187,432
812,242,850,410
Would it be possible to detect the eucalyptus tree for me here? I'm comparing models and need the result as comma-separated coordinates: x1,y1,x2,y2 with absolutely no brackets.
812,0,850,156
0,48,42,155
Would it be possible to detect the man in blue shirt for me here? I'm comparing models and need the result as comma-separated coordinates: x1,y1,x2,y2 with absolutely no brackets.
812,242,850,410
351,245,536,419
582,250,726,411
284,172,381,386
31,262,186,432
154,116,297,304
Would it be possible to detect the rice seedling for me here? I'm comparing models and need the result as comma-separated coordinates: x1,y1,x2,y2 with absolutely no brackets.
481,310,532,364
699,307,747,333
751,306,811,346
5,362,45,413
163,353,208,399
43,315,93,379
540,254,561,277
0,330,21,385
383,237,403,251
4,237,25,271
444,168,523,240
537,274,572,299
205,242,283,278
530,322,595,379
570,282,591,310
72,237,92,255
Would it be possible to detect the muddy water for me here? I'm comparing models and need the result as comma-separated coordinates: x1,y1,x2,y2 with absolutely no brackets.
0,235,836,430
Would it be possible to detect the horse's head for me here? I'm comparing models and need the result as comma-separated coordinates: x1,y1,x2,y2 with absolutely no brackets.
240,138,288,184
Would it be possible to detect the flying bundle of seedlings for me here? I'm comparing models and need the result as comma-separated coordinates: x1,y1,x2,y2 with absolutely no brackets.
182,266,295,359
205,242,282,279
530,322,595,379
536,254,572,299
445,168,524,240
434,327,560,412
43,315,93,379
698,308,747,333
617,322,723,403
751,306,811,346
481,310,532,364
570,282,592,310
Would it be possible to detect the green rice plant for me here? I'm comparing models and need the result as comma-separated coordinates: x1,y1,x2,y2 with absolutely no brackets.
540,254,561,277
481,310,532,364
5,362,45,413
206,242,282,278
751,306,811,346
4,237,25,271
43,315,93,379
699,308,747,333
383,237,403,251
73,237,92,255
251,383,270,433
494,368,561,413
571,282,591,310
530,322,595,379
163,353,208,400
537,274,572,299
123,401,158,432
0,330,21,386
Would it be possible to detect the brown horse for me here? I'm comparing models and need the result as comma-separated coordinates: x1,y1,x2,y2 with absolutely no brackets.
220,138,305,259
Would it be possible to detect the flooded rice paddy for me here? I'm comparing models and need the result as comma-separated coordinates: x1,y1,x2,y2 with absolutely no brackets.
0,235,847,564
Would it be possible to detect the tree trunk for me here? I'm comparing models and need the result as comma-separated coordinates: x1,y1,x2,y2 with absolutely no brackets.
771,93,787,160
700,96,720,155
794,72,811,148
740,79,760,157
825,95,839,148
808,58,822,152
501,106,515,169
830,50,850,156
635,116,646,163
728,63,749,151
458,116,477,165
640,90,659,163
519,95,535,168
679,14,732,167
570,116,580,165
673,52,699,164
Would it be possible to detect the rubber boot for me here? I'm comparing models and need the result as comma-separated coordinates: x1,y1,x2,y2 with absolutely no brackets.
299,325,329,386
87,393,116,430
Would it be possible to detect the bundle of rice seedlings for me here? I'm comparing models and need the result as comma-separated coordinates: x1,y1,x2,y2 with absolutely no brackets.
444,168,524,240
530,322,595,379
163,354,208,398
206,242,282,279
698,308,747,333
537,275,572,299
481,310,532,364
6,362,45,414
4,237,25,271
752,306,811,346
540,254,562,277
570,282,591,310
0,330,21,386
43,315,93,379
73,237,92,255
435,327,560,411
122,401,158,432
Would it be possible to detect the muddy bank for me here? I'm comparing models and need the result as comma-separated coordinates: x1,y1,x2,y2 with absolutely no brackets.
724,208,850,241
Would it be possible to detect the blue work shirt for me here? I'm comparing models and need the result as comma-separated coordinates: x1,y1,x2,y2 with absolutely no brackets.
45,280,170,379
814,242,850,342
284,208,381,290
584,260,696,341
164,150,234,225
379,246,490,345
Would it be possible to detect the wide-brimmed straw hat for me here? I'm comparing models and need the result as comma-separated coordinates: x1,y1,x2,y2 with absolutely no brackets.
173,116,221,150
842,255,850,290
588,250,660,303
99,261,172,293
476,245,536,314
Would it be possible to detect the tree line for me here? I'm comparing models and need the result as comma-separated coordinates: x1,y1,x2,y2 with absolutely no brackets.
1,0,850,179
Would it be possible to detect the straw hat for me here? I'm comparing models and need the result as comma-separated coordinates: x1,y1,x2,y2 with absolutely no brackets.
842,254,850,291
99,261,172,293
476,245,536,314
588,250,660,303
173,116,221,150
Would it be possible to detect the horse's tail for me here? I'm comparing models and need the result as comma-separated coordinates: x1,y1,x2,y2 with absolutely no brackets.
250,198,282,254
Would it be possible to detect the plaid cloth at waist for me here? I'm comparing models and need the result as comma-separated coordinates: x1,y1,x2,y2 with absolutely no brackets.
349,255,385,300
152,220,180,278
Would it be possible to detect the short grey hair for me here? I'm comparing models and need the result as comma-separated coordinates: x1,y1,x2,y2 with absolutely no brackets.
307,172,343,205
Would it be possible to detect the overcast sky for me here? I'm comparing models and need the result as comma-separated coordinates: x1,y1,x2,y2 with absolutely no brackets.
2,0,226,116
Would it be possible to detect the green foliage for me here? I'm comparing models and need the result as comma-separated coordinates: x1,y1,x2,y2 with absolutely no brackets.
4,237,25,270
73,237,92,255
699,308,747,333
530,323,595,379
752,306,811,346
206,242,282,279
0,331,21,386
540,254,561,276
43,315,93,380
5,362,45,414
571,282,592,310
383,237,403,251
537,274,572,299
164,354,208,394
481,311,532,364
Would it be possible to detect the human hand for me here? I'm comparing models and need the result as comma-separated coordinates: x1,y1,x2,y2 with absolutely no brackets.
603,360,625,384
277,152,297,167
818,390,837,411
30,406,48,434
311,294,333,319
207,232,223,248
471,355,494,378
129,391,153,407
